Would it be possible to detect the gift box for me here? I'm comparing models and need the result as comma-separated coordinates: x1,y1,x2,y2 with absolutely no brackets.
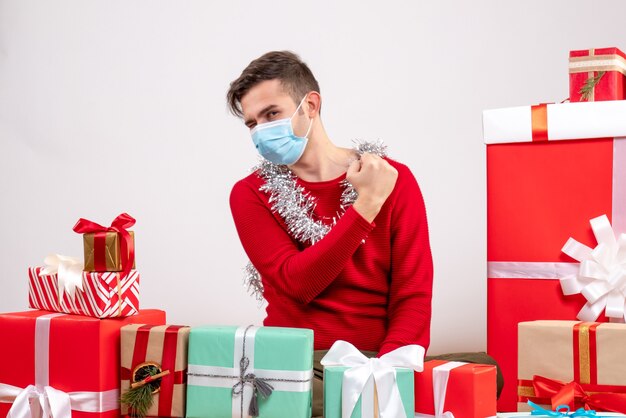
324,367,413,418
120,324,190,417
482,100,626,410
28,266,140,318
517,321,626,413
186,325,313,418
73,213,136,273
321,340,422,418
569,47,626,102
414,360,497,418
0,309,166,418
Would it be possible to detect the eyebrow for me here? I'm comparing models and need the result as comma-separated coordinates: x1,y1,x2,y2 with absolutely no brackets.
244,104,279,126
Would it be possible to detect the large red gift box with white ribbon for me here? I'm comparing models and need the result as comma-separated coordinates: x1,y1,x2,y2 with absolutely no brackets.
0,309,166,418
483,100,626,411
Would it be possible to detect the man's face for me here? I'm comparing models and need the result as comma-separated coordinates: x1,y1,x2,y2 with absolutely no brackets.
240,79,310,137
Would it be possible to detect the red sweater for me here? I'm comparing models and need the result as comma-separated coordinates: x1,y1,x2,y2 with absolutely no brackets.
229,158,433,355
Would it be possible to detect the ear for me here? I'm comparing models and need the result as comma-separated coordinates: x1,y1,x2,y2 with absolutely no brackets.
304,91,322,118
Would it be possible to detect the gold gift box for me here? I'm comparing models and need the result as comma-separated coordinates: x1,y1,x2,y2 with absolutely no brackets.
83,230,135,272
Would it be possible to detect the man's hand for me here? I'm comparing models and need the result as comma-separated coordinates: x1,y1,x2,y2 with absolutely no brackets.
347,153,398,223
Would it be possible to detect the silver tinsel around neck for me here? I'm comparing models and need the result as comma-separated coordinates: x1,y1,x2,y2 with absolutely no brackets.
244,139,388,303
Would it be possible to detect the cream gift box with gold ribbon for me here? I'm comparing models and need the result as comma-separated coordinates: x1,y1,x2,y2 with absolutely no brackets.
517,320,626,413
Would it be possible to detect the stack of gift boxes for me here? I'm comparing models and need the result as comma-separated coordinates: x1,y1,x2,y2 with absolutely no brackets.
0,212,499,418
484,47,626,415
5,46,623,418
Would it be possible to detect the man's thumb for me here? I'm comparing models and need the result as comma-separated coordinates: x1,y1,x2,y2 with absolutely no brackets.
346,158,361,178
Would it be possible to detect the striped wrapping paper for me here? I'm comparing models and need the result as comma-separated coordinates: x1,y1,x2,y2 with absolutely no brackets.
28,266,140,318
121,324,190,417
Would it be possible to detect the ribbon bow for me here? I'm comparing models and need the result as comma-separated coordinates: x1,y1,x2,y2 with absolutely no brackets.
320,340,425,418
39,254,84,301
528,400,597,417
3,384,72,418
72,213,135,281
532,375,626,413
232,356,274,417
561,214,626,322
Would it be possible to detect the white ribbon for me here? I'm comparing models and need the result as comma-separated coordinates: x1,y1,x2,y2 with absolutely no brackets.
320,340,425,418
39,254,84,301
0,313,119,418
561,214,626,322
414,361,466,418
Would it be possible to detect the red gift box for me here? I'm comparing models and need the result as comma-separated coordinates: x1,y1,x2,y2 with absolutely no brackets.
0,309,166,418
28,267,140,318
414,360,497,418
569,47,626,102
483,101,626,411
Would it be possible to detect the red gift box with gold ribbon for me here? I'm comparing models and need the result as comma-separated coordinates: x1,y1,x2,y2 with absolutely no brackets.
120,324,190,417
517,321,626,413
569,47,626,102
483,100,626,411
0,309,166,418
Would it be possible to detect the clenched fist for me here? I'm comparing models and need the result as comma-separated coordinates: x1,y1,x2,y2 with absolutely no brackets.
346,153,398,222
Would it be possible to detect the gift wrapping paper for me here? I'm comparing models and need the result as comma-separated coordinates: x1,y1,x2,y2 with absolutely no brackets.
120,324,190,417
0,309,166,418
569,47,626,102
517,321,626,413
483,100,626,411
321,341,423,418
414,360,497,418
186,325,313,418
324,366,413,418
83,231,136,272
28,266,140,318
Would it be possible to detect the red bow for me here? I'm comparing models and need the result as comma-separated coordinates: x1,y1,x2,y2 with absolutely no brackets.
532,375,626,413
73,213,136,280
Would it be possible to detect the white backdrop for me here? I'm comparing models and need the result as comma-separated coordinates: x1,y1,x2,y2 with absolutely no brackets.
1,0,626,355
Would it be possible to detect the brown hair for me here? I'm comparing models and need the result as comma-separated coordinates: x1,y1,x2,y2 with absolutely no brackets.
226,51,320,118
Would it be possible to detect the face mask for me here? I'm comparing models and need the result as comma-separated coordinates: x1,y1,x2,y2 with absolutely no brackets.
250,95,313,165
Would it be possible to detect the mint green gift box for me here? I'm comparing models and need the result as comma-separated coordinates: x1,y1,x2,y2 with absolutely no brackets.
323,366,414,418
186,325,313,418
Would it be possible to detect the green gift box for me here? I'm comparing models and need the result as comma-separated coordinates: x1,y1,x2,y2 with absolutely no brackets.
323,366,414,418
186,325,313,418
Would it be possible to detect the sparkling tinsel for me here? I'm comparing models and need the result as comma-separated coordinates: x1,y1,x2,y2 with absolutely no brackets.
244,139,387,301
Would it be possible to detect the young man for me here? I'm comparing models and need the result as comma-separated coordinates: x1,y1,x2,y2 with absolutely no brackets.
227,50,434,416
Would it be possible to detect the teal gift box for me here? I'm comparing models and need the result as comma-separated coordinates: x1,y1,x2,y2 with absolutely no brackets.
323,366,414,418
186,325,313,418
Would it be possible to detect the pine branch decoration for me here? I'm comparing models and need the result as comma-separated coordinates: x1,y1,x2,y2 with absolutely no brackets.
121,364,165,418
579,71,606,101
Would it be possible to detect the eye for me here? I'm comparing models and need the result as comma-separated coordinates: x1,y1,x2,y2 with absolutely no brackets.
267,111,279,120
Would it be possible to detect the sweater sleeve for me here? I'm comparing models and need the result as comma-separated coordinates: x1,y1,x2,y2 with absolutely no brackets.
230,177,375,305
378,165,433,356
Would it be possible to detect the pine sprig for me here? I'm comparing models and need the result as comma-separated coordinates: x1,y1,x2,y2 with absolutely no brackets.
579,71,606,101
121,365,161,418
121,384,154,418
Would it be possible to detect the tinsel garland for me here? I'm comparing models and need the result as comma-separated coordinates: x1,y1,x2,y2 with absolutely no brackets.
244,139,388,302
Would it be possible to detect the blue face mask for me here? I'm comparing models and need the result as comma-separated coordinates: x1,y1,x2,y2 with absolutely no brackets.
250,96,313,165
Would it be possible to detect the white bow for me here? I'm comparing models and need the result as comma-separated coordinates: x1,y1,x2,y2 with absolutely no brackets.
561,215,626,322
2,383,71,418
0,383,119,418
321,340,424,418
39,254,84,301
